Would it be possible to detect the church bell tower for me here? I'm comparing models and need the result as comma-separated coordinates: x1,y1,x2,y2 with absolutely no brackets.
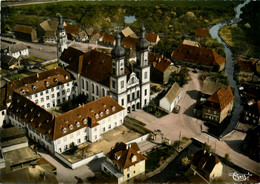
57,14,68,67
109,34,127,108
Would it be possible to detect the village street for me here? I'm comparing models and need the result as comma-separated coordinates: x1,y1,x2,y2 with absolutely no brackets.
128,71,260,176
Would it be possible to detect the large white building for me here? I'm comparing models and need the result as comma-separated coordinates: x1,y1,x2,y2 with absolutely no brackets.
8,92,126,154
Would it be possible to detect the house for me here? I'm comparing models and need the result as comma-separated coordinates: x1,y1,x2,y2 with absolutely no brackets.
191,150,223,182
159,82,182,112
202,87,234,123
101,142,146,184
196,28,209,41
85,27,94,38
149,53,181,84
242,126,260,162
145,32,160,46
103,33,116,46
14,25,37,42
122,36,138,48
39,19,66,44
76,30,88,42
121,26,138,39
236,56,255,82
171,44,226,71
65,25,81,40
201,80,228,99
1,55,19,70
182,40,200,47
242,100,260,125
89,32,103,44
1,42,29,59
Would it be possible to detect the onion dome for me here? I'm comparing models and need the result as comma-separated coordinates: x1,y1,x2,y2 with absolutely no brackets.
111,33,125,58
136,25,149,50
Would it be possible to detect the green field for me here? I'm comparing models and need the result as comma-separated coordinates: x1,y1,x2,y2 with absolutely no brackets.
43,62,58,70
8,73,28,81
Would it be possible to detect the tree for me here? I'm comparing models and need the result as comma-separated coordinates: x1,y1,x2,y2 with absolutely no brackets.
202,142,211,153
224,153,230,161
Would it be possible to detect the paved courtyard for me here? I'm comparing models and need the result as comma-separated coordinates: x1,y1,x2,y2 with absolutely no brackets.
128,71,260,176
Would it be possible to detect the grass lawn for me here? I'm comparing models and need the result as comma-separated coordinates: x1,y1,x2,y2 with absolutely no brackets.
245,47,260,58
8,73,28,81
145,144,177,173
22,56,45,66
219,26,234,47
0,69,10,74
43,63,58,70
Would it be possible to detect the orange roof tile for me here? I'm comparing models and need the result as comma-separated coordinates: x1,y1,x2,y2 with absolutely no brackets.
171,44,226,67
204,87,234,111
149,53,171,72
67,49,112,86
65,25,81,34
196,28,209,37
15,25,35,34
103,33,115,43
145,33,159,43
122,36,138,48
106,142,146,169
191,150,220,174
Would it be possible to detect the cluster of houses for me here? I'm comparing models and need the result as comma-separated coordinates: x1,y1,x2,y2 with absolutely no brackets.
235,55,260,83
1,40,29,70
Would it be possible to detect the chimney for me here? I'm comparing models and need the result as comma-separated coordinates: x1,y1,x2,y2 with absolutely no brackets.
78,55,84,74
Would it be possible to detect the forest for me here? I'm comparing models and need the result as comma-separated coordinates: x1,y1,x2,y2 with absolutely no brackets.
2,1,240,58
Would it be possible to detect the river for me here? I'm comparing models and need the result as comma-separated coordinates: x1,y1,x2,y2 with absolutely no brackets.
209,0,250,137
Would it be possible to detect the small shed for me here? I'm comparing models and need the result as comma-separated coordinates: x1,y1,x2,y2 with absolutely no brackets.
159,82,182,112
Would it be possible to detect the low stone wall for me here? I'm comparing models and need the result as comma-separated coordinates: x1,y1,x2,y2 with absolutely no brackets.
55,151,105,169
126,134,150,145
124,117,152,135
2,142,28,153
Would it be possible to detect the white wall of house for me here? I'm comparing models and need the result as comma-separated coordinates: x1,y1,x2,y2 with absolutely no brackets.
159,90,182,112
0,109,9,127
80,76,109,101
209,162,223,181
27,81,76,109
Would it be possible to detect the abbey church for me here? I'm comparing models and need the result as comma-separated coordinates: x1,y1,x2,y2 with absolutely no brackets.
57,15,151,113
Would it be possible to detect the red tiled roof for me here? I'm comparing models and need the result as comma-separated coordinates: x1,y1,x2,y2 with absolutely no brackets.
191,150,221,175
237,57,255,73
65,25,81,35
103,33,115,43
4,67,74,104
149,53,171,72
122,36,138,48
171,44,226,67
196,28,209,37
67,49,112,86
146,33,159,43
204,87,234,111
8,93,124,141
15,25,35,34
60,46,84,64
106,142,146,169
